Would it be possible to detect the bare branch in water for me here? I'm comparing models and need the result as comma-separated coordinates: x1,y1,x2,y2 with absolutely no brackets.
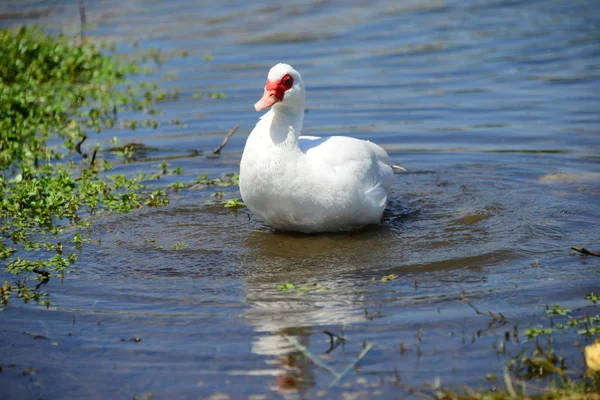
461,293,509,326
284,334,375,388
571,246,600,257
90,148,97,168
322,330,345,354
284,335,338,377
75,134,87,157
213,125,240,154
328,341,374,387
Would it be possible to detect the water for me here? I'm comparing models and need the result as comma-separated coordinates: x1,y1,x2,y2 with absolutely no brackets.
1,0,600,398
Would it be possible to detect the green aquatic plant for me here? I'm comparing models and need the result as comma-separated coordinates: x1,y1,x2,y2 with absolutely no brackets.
196,172,239,187
277,283,296,291
0,26,176,169
381,274,398,282
73,232,90,245
0,27,188,307
546,304,572,316
429,335,600,399
223,198,245,208
0,281,13,307
168,181,188,192
297,282,329,292
524,312,600,341
276,282,329,293
171,242,188,250
525,326,554,339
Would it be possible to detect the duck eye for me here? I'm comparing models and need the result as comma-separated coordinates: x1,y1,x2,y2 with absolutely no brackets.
282,75,293,88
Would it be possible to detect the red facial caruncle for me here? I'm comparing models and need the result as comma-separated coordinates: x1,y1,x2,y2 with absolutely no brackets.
254,74,294,112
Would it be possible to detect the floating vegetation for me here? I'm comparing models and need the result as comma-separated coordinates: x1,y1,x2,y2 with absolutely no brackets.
277,283,296,291
192,173,244,208
525,326,554,339
386,334,600,398
171,242,188,251
168,181,188,192
276,282,329,293
546,304,572,316
222,198,245,208
195,172,239,187
523,302,600,339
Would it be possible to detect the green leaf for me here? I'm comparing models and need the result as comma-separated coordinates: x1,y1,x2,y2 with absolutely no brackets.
277,283,296,291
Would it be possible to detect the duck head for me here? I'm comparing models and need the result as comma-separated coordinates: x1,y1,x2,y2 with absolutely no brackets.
254,63,305,112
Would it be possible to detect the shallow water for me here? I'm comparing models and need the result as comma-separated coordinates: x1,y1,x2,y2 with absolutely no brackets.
1,0,600,398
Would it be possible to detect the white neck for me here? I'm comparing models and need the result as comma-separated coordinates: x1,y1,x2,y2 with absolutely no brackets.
259,105,304,148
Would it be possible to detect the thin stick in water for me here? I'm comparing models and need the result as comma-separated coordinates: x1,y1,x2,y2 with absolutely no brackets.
284,335,339,377
90,148,97,168
322,330,345,354
213,125,239,154
285,335,375,388
328,341,374,387
461,293,509,324
75,134,87,157
571,246,600,257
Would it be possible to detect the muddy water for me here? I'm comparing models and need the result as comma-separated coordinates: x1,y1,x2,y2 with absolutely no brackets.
1,0,600,399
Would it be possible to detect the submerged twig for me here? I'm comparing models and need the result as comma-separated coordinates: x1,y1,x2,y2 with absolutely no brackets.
571,246,600,257
32,268,50,278
74,134,87,157
33,268,50,289
213,125,239,154
90,148,97,168
322,330,345,354
284,335,338,377
328,341,374,387
461,293,509,325
285,335,375,387
23,331,47,340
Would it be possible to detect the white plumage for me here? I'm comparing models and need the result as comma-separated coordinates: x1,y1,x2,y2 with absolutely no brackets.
239,63,394,233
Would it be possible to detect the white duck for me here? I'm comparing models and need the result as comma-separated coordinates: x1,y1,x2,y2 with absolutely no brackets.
239,63,394,233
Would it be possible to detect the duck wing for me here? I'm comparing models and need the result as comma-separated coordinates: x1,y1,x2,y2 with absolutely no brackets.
298,135,393,209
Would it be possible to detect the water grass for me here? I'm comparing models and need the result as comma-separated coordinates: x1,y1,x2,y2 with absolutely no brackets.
0,26,202,307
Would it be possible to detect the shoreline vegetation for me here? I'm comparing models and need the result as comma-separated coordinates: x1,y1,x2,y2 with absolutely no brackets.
1,26,175,306
0,26,598,399
0,26,241,308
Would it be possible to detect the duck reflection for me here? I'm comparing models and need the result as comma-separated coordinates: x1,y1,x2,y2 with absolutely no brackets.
240,229,389,395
